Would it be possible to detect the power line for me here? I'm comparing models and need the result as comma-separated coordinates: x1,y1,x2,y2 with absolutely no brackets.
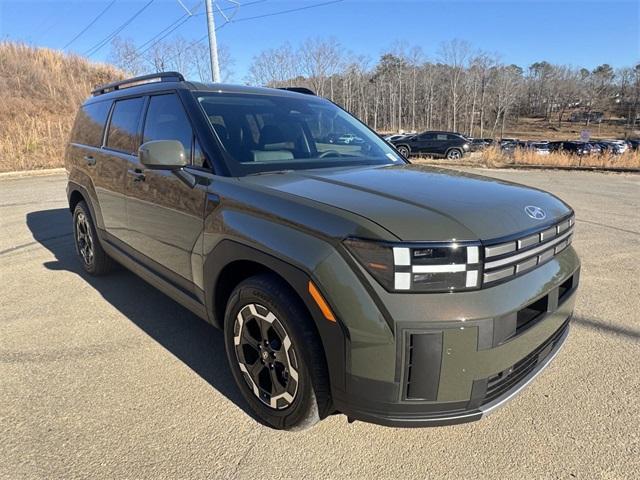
84,0,156,57
135,1,203,53
230,0,343,23
132,0,258,63
135,0,262,57
189,0,345,51
63,0,118,49
151,0,342,68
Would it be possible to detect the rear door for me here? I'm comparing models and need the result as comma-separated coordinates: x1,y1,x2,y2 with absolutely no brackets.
433,133,450,155
67,100,113,229
99,96,146,240
124,92,208,285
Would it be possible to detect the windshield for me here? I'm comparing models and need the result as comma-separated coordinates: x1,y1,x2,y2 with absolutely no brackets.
196,92,405,176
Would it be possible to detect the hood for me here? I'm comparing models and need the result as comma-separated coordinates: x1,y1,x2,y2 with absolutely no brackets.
240,164,572,242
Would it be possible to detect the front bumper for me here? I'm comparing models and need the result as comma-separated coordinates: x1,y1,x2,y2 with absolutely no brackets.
322,247,580,427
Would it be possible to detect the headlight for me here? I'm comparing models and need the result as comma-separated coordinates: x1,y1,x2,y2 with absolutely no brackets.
343,238,481,292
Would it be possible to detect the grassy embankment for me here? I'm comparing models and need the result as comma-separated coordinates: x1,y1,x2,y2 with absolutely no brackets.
0,42,123,172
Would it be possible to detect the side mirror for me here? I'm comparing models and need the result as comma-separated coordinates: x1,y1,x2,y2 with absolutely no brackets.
139,140,187,170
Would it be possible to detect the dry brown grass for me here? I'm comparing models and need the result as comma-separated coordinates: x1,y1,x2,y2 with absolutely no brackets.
0,42,124,172
480,146,640,169
412,147,639,170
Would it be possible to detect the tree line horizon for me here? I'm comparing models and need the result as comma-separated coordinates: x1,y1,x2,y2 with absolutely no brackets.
110,36,640,138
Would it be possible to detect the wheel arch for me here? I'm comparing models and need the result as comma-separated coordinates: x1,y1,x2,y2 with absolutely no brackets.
67,180,104,230
203,239,348,394
396,143,411,154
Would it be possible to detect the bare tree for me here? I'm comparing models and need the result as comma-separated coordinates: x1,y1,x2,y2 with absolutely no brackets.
109,37,144,75
438,39,471,132
299,37,342,98
246,43,298,87
241,36,634,138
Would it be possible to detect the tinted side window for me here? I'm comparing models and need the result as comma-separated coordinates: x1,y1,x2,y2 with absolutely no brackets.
143,94,192,160
436,134,448,141
70,101,111,147
106,97,145,154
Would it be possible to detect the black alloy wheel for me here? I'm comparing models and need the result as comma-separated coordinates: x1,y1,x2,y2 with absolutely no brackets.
233,303,299,409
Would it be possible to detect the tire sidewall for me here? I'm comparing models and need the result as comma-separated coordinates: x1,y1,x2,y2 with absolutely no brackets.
447,148,462,159
398,145,410,157
73,202,97,274
223,279,318,430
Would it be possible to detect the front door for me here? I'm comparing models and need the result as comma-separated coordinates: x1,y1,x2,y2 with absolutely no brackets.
124,93,207,285
415,132,435,154
98,96,146,240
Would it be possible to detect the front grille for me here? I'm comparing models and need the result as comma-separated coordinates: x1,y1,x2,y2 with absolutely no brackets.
482,319,570,405
483,215,575,286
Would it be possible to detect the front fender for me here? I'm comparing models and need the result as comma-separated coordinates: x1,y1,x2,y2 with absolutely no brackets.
203,238,349,394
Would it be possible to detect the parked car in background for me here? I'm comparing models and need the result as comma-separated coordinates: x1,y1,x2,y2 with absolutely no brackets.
523,141,550,155
468,138,493,151
336,133,365,145
500,141,518,154
391,131,470,159
597,140,627,155
548,141,592,156
383,134,408,143
587,142,603,155
628,139,640,150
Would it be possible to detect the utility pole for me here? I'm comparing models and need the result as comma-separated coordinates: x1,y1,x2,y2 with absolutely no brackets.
205,0,221,82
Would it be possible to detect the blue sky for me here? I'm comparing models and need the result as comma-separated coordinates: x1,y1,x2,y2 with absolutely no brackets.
1,0,638,82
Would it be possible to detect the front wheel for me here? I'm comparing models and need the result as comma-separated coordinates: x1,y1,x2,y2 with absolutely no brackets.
446,148,462,160
223,274,331,430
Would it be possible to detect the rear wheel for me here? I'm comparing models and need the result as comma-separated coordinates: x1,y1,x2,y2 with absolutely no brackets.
446,148,462,160
223,273,331,430
73,201,115,275
397,145,410,157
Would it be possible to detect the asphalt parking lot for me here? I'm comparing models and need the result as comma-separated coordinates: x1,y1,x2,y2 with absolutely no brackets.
1,169,638,479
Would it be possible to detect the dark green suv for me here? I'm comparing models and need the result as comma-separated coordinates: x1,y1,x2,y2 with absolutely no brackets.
66,72,580,430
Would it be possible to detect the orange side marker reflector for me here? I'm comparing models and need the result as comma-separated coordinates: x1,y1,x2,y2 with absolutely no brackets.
308,281,336,322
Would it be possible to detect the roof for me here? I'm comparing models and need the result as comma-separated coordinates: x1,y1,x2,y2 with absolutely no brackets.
85,71,315,105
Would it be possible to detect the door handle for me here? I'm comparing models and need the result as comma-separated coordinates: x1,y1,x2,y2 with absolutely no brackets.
127,168,145,182
83,155,96,166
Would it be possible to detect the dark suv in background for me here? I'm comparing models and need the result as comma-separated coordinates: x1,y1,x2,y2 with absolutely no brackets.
65,72,579,430
390,131,470,159
548,141,592,156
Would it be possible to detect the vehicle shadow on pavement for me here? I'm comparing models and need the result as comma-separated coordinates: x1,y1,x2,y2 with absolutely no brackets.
26,208,256,421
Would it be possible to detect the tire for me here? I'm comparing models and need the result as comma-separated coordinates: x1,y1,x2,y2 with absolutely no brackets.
397,145,410,158
223,273,331,431
446,148,462,160
72,201,115,275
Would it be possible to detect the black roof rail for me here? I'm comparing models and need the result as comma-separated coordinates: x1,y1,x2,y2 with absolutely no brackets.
277,87,316,96
92,71,185,96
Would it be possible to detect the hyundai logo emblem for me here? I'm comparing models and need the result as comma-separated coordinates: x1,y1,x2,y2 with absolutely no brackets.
524,205,546,220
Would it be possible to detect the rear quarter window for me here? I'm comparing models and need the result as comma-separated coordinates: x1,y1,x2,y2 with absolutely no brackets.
70,101,111,147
